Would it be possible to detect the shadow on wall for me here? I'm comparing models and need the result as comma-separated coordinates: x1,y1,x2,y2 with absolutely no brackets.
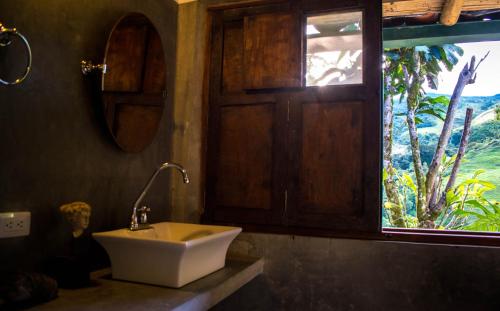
211,275,277,311
0,0,177,274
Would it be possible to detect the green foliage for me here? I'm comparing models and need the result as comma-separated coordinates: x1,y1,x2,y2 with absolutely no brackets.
394,95,450,125
383,43,499,232
457,145,500,201
392,154,411,171
437,170,498,232
460,200,500,232
382,167,418,227
384,45,460,139
471,121,500,144
416,96,449,122
450,121,500,151
423,45,463,89
384,45,463,96
420,142,437,165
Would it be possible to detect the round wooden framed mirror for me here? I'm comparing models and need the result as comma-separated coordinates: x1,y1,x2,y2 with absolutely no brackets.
102,13,166,153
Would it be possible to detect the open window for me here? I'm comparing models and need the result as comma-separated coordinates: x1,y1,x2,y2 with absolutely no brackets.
382,16,500,243
204,0,499,246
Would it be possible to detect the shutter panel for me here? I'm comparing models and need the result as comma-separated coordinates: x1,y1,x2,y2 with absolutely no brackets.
243,11,302,89
205,0,381,234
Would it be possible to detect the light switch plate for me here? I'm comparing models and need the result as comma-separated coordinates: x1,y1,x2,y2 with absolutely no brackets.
0,211,31,238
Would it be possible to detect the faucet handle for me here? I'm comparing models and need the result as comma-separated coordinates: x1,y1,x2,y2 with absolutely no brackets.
138,206,150,224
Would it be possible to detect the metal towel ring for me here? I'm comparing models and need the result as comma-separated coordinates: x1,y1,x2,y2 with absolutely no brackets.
0,22,32,86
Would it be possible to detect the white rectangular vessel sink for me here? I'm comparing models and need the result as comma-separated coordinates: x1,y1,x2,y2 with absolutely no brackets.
93,222,241,288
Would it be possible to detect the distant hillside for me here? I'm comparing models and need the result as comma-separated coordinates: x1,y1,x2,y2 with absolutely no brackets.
472,108,496,126
393,94,500,147
426,93,500,128
391,94,499,201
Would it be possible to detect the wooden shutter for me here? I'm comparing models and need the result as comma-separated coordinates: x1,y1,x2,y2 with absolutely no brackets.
286,0,382,233
205,0,381,234
204,9,289,225
243,11,302,89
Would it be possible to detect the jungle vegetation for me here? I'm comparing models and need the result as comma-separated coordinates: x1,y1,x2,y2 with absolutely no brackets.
383,44,499,232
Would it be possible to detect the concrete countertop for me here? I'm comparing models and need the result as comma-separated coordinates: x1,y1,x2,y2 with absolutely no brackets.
29,258,264,311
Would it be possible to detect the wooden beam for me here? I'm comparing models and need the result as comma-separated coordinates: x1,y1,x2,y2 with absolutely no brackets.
383,0,500,17
383,20,500,48
440,0,464,25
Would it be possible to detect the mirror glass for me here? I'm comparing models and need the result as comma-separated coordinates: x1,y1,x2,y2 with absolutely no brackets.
102,13,166,153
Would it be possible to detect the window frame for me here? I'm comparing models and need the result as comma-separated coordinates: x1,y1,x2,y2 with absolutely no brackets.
207,223,500,247
203,0,500,248
304,10,365,87
381,19,500,246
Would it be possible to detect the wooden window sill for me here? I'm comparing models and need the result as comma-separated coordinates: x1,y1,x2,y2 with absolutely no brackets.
211,222,500,247
382,228,500,247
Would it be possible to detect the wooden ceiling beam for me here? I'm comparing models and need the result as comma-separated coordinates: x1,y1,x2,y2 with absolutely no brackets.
383,0,500,17
440,0,464,25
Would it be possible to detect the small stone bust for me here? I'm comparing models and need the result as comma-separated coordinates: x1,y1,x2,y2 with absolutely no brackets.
59,202,91,238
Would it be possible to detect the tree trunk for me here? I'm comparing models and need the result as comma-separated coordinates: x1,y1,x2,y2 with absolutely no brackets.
383,74,405,227
402,60,427,222
430,108,473,218
425,57,479,207
407,108,427,221
424,53,489,224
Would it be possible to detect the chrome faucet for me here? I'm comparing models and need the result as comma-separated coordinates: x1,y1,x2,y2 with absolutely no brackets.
129,162,190,231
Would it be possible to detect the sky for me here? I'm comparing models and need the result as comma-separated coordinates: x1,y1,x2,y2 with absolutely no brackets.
423,41,500,96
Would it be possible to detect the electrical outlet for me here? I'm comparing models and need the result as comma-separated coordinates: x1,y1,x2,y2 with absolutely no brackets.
0,212,30,238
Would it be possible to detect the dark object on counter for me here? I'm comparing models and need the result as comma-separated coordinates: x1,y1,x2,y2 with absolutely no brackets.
43,256,90,289
0,271,58,310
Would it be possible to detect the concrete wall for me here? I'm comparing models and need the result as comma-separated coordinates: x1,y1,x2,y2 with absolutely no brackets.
174,1,500,310
0,0,178,272
215,233,500,310
1,0,498,309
